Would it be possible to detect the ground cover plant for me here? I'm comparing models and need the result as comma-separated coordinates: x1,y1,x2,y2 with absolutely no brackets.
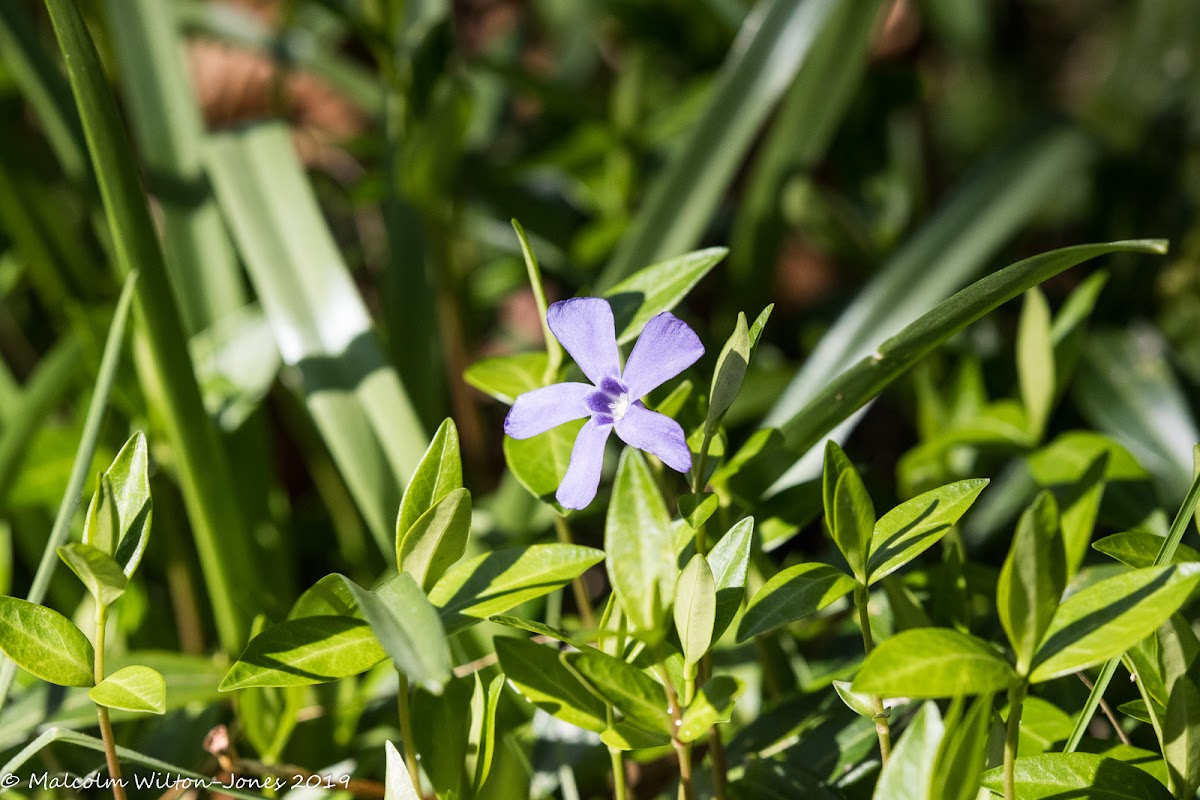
2,1,1200,798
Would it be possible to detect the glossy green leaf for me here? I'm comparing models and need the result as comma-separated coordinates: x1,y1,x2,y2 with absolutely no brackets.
88,665,165,715
57,542,127,607
998,492,1066,675
288,574,360,620
677,675,744,743
504,418,583,510
854,628,1017,698
396,418,463,546
1031,564,1200,683
340,574,451,693
397,487,472,592
747,304,774,360
103,433,152,579
411,676,471,798
464,351,549,405
82,475,118,557
822,440,855,525
384,740,421,800
494,637,607,733
1119,699,1155,725
867,479,989,583
471,673,504,792
1163,675,1200,799
1017,697,1076,756
721,239,1167,503
709,516,754,641
679,492,718,529
1018,287,1055,438
563,648,670,735
604,248,727,344
831,463,874,581
980,753,1174,800
430,544,604,634
219,616,386,690
675,554,717,669
0,596,94,687
873,701,943,800
832,679,876,719
706,312,751,433
737,562,856,641
605,450,676,638
1094,532,1200,568
931,693,995,800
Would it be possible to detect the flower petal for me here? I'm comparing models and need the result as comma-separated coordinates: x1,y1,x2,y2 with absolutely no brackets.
547,298,621,385
556,417,613,509
614,404,691,473
620,312,704,398
504,382,593,439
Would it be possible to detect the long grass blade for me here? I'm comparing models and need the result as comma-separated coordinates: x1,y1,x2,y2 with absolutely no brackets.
598,0,848,287
44,0,260,651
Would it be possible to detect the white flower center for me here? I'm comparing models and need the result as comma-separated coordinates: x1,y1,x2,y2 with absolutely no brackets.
608,393,631,421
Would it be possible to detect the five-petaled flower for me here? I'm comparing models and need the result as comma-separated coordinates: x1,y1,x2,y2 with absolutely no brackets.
504,297,704,509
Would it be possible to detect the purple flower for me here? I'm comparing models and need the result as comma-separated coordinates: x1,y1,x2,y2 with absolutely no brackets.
504,297,704,509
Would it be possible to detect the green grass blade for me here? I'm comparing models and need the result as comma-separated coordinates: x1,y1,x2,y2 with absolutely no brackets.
0,273,136,715
727,0,883,297
206,123,429,555
597,0,848,287
44,0,260,651
718,239,1169,503
102,0,246,334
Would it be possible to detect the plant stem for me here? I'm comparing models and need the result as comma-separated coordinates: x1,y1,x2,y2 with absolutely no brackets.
1004,681,1028,800
554,515,596,629
854,585,891,763
691,431,712,554
93,604,126,800
655,664,693,800
397,672,420,796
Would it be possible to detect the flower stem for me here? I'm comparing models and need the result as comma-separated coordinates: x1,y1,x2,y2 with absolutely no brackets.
554,514,595,629
93,603,126,800
397,672,421,795
1004,681,1028,800
854,585,891,763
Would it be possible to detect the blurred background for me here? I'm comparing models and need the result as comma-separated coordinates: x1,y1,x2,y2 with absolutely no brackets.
1,0,1200,783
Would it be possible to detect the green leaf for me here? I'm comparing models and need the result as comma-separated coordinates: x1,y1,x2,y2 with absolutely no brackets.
384,740,421,800
981,754,1174,800
998,492,1066,675
288,573,360,620
397,487,472,592
471,673,503,792
411,676,472,798
675,554,717,669
931,693,995,800
1018,287,1055,439
605,450,676,638
832,679,876,719
57,542,128,607
1094,532,1200,568
103,432,153,578
677,675,744,743
1031,564,1200,683
1017,697,1076,756
830,462,874,581
339,574,452,693
494,637,607,733
709,516,754,641
563,648,670,735
430,544,604,634
88,665,165,715
82,475,118,557
1163,675,1200,799
867,479,989,583
464,351,549,405
396,418,463,546
0,596,94,687
604,248,727,344
504,418,583,510
706,312,751,433
721,239,1168,503
873,701,944,800
822,440,855,526
853,628,1017,698
678,492,718,529
219,616,386,690
747,304,774,361
737,562,857,641
1119,699,1155,725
